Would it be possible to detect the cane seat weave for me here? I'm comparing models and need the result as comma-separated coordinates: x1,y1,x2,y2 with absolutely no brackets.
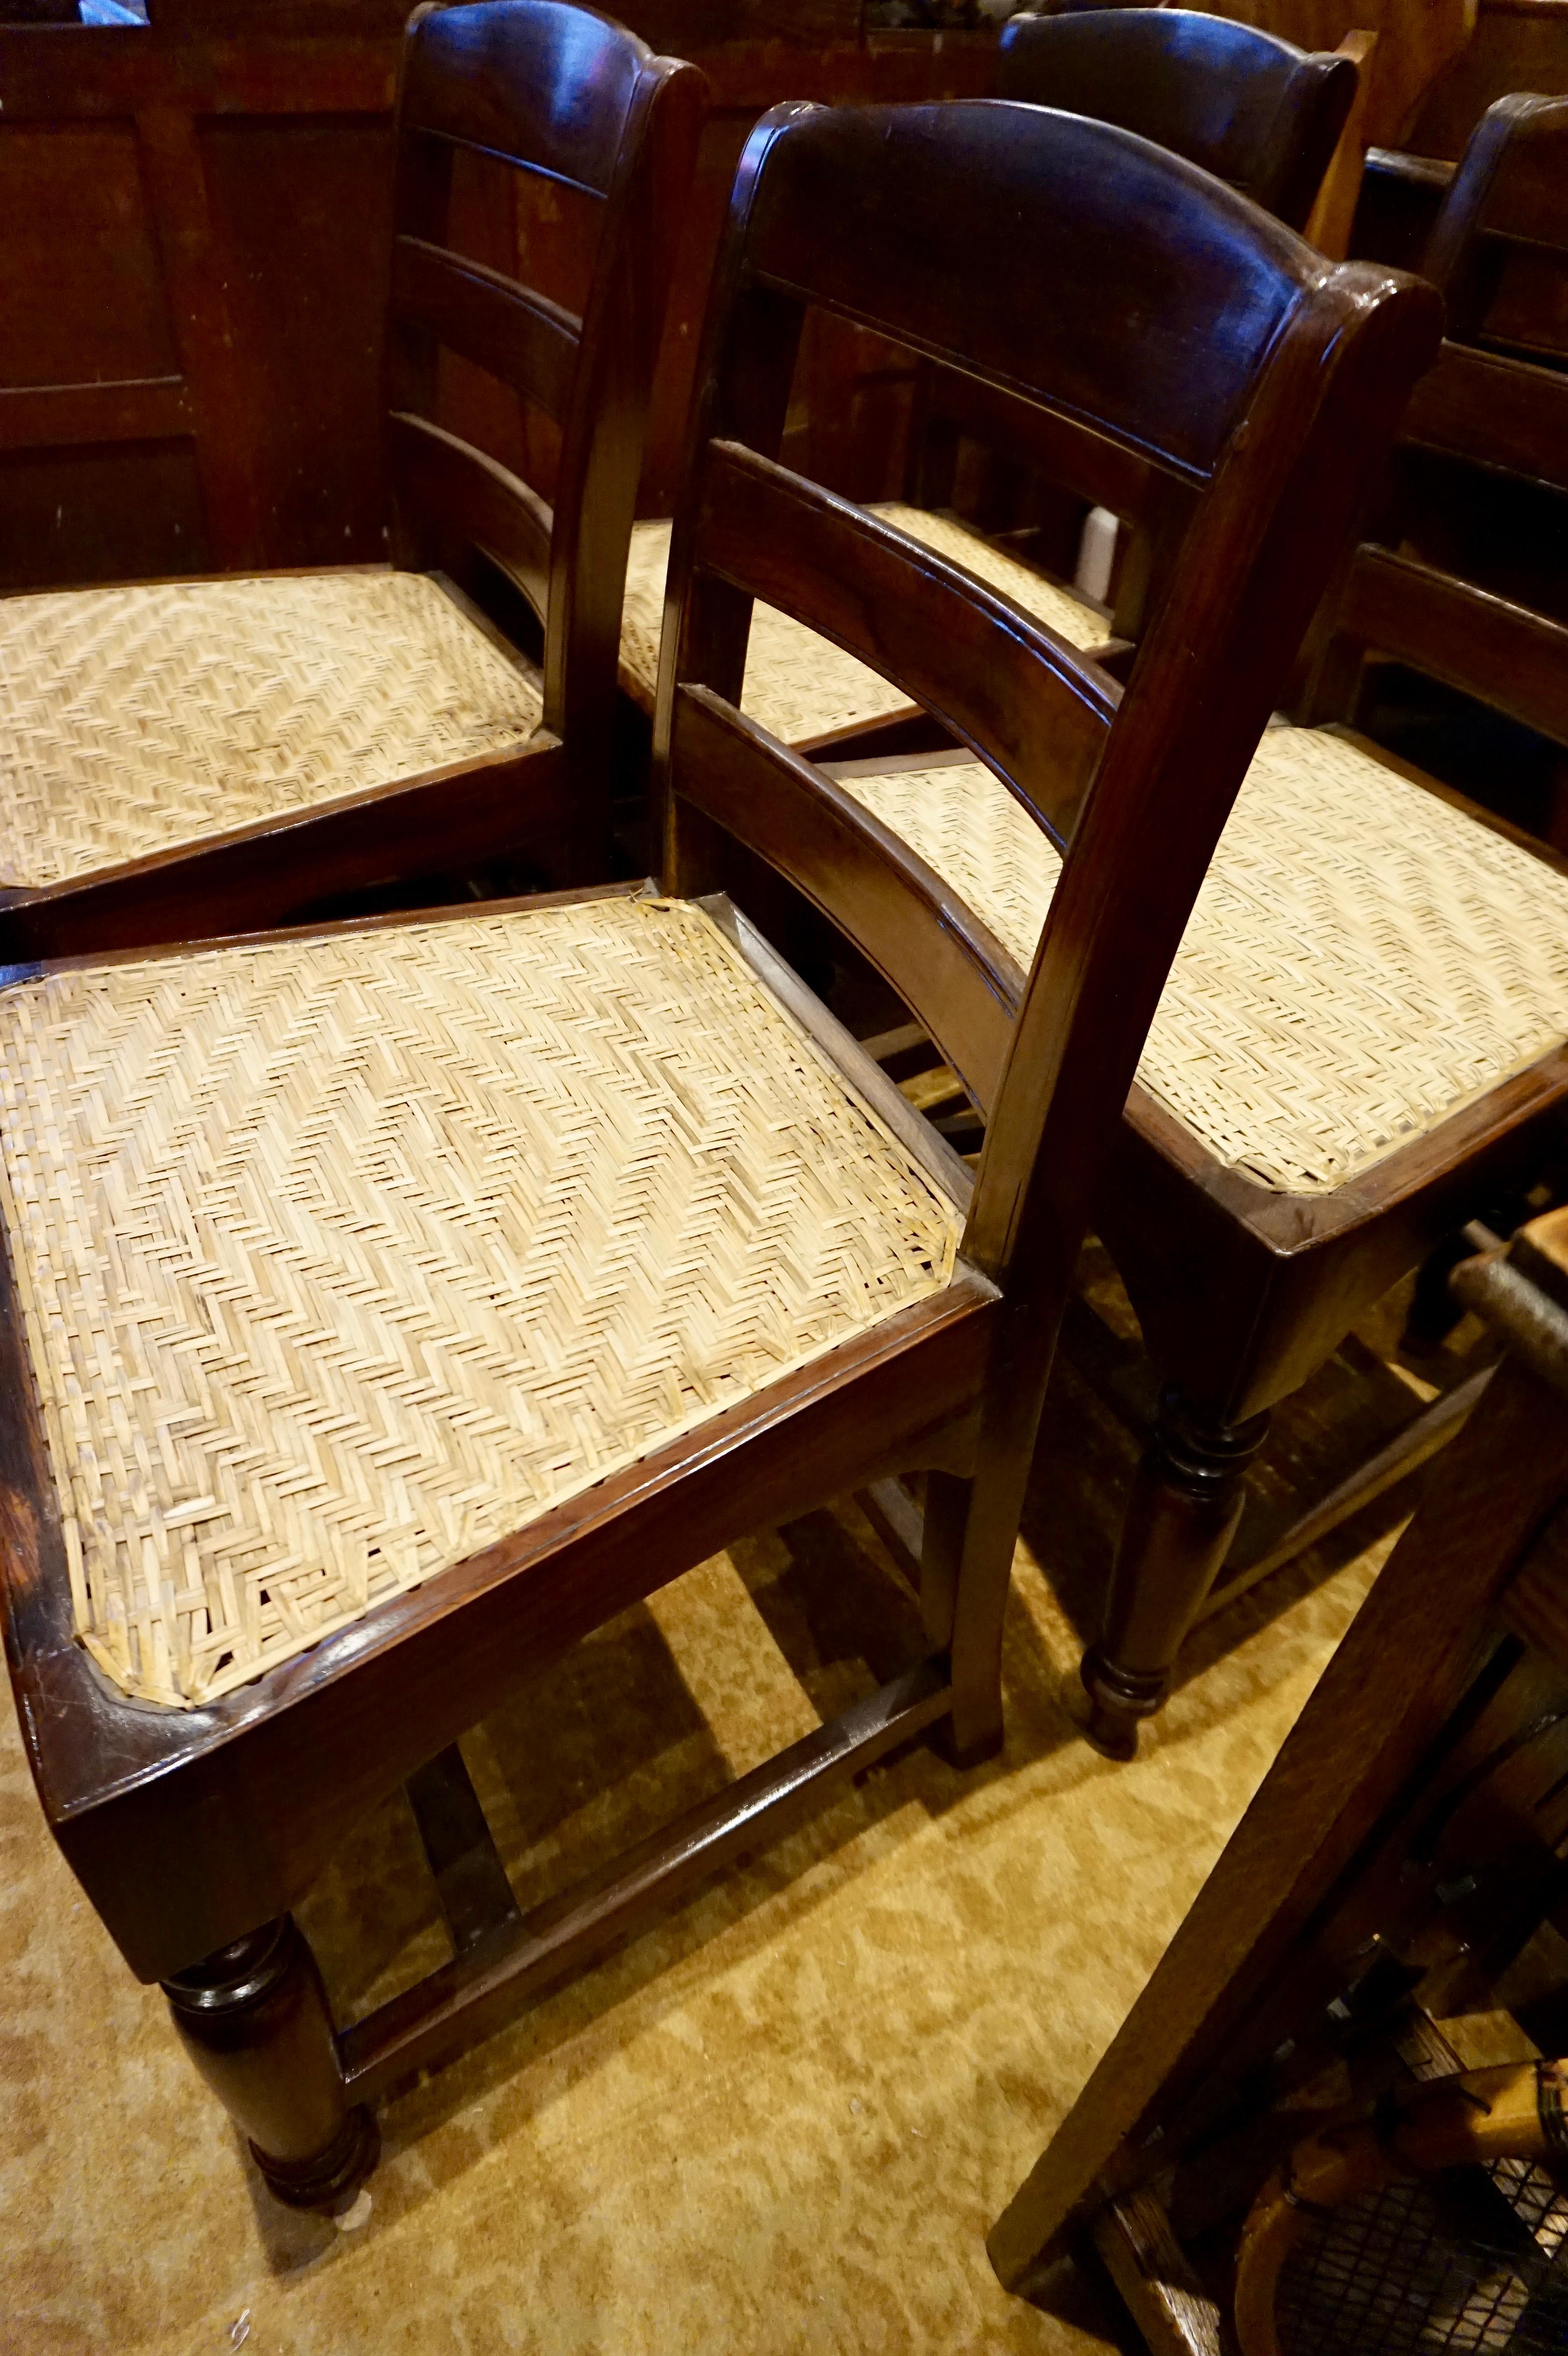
619,507,1106,741
0,569,544,892
841,725,1568,1195
0,893,961,1708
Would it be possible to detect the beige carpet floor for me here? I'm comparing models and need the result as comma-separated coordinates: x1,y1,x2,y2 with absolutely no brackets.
0,1285,1465,2356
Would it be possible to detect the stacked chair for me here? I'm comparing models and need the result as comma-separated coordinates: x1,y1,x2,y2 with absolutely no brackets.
0,0,705,960
615,5,1359,758
0,4,1437,2204
1079,86,1568,1756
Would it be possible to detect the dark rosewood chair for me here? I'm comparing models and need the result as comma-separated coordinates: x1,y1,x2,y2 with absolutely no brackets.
1055,89,1568,1754
0,0,705,964
0,100,1435,2207
615,6,1358,758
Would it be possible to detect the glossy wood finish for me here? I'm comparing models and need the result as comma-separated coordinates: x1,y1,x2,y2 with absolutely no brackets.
990,1206,1568,2338
1080,94,1568,1755
0,1,706,950
163,1918,380,2210
0,100,1436,2204
903,10,1356,687
999,8,1357,229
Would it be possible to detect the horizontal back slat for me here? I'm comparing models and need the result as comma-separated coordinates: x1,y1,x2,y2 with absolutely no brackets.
1343,546,1568,747
400,0,647,196
389,412,554,618
673,687,1020,1109
921,361,1182,528
695,442,1116,849
392,235,582,421
1403,342,1568,497
742,104,1315,482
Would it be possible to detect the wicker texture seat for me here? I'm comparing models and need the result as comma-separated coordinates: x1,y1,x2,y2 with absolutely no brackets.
840,725,1568,1195
0,571,544,893
618,505,1104,738
0,892,960,1707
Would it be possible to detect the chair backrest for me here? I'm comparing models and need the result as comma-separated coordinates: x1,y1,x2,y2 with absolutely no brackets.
1299,93,1568,754
658,100,1438,1358
385,0,705,854
907,12,1357,644
1423,90,1568,367
998,8,1357,230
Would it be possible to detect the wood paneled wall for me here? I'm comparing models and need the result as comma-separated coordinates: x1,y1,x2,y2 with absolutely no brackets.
0,4,996,594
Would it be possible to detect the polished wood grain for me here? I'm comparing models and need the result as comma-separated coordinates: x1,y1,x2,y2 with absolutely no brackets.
895,8,1358,730
1079,92,1568,1755
0,93,1436,2207
999,7,1357,230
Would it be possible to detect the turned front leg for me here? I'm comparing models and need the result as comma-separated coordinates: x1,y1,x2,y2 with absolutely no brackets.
163,1916,378,2210
1081,1387,1270,1758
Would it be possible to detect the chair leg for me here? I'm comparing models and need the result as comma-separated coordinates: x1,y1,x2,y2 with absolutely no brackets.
923,1466,1019,1770
1080,1386,1270,1760
163,1916,379,2210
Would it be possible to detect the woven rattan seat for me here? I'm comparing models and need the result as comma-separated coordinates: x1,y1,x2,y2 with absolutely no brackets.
0,570,544,891
840,725,1568,1194
618,505,1105,737
0,893,960,1707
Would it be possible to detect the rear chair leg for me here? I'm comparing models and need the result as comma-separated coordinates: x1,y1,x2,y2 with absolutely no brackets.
163,1916,379,2210
1081,1387,1270,1759
923,1467,1017,1770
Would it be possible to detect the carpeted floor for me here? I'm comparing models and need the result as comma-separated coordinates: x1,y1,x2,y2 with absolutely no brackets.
0,1286,1466,2356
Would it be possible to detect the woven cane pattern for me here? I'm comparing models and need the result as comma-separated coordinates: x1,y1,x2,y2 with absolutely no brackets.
0,570,544,890
620,507,1104,741
842,725,1568,1194
0,896,961,1708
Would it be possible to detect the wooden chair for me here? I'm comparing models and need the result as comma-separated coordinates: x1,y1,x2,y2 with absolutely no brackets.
0,0,705,964
615,7,1359,757
997,6,1358,229
989,1202,1568,2356
1064,86,1568,1758
0,100,1435,2207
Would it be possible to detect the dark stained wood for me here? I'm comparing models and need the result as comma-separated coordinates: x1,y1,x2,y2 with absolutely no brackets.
674,691,1021,1110
163,1917,380,2210
989,1206,1568,2336
0,0,707,953
391,235,582,426
997,8,1357,231
694,440,1119,846
1335,543,1568,744
881,10,1360,764
1077,93,1568,1754
403,1745,523,1960
345,1659,952,2103
388,408,555,616
0,94,1437,2204
0,29,400,590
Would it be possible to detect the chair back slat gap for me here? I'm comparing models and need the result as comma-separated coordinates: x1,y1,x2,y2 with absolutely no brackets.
912,362,1188,529
405,127,613,209
672,685,1021,1112
695,441,1116,848
1403,343,1568,496
389,412,554,619
392,235,582,423
1340,548,1568,745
